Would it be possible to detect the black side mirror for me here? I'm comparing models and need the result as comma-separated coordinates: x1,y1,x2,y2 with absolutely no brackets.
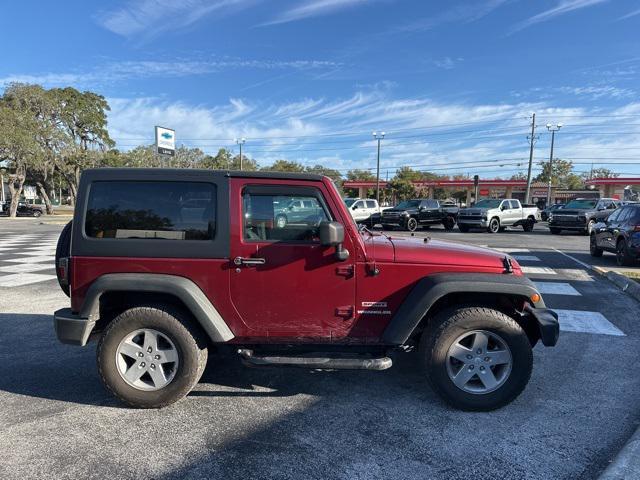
352,205,358,210
500,205,506,211
319,221,348,261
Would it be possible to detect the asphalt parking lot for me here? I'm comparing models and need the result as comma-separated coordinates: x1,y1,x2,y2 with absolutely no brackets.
1,219,639,479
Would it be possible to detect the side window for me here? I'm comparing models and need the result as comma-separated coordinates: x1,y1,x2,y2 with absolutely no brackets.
366,200,377,209
353,201,364,209
243,190,330,242
617,208,631,223
609,202,618,210
500,201,508,210
607,208,622,223
85,181,216,240
508,200,517,209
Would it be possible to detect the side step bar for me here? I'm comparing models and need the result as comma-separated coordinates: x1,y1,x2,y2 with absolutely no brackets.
237,349,392,371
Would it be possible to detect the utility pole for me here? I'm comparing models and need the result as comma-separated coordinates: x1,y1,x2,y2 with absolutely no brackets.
373,131,385,203
235,138,246,170
524,113,537,204
545,123,562,206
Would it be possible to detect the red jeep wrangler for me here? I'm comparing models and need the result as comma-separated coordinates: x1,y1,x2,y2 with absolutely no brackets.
54,169,558,411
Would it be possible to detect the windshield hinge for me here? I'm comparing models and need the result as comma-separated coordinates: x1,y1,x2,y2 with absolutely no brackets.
503,256,514,274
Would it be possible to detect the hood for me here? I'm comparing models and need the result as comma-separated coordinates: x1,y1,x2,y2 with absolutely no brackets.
389,236,516,270
459,208,487,215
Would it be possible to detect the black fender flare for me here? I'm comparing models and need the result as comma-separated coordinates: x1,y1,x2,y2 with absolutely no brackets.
381,273,546,345
80,273,234,343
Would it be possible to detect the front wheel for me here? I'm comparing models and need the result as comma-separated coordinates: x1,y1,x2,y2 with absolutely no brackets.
33,210,42,218
616,239,633,266
590,234,603,257
487,218,500,234
97,305,208,408
406,217,418,232
420,306,533,411
585,219,596,236
442,216,456,231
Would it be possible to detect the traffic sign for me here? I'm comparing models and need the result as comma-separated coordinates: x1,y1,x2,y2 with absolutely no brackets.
155,126,175,156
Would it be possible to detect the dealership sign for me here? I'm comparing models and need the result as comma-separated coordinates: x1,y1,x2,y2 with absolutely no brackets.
155,126,175,156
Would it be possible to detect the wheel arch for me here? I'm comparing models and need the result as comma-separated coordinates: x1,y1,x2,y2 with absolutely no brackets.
80,273,234,343
381,273,545,346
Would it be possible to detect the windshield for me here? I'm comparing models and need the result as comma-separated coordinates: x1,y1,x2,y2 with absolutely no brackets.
395,200,421,209
344,199,357,207
564,199,597,209
474,199,502,209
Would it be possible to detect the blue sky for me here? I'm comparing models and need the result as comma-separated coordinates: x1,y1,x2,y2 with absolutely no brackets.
1,0,639,178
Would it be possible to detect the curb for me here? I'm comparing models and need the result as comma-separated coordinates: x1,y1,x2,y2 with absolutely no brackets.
598,422,640,480
592,267,640,303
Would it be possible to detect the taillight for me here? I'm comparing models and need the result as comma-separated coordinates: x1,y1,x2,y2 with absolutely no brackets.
633,225,640,232
58,257,69,285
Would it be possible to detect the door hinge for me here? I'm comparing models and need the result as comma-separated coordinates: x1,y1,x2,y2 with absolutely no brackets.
336,265,354,277
335,305,354,319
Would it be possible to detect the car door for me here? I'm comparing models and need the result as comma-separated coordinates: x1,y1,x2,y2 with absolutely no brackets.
229,180,357,339
351,200,367,222
598,207,622,251
365,200,377,219
507,200,520,225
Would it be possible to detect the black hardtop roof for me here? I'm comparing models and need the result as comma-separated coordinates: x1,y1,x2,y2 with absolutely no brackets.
82,168,325,182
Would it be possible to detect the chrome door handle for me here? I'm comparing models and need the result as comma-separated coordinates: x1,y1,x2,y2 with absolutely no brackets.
233,257,266,266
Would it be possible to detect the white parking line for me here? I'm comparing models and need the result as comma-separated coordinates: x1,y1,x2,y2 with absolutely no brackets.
534,281,581,296
0,263,53,273
493,248,530,253
521,266,557,275
512,255,541,262
556,309,625,336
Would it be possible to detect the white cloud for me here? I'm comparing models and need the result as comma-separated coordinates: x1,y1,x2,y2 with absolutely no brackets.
618,8,640,20
97,0,256,37
397,0,509,32
261,0,375,26
0,59,341,88
509,0,608,34
559,85,636,100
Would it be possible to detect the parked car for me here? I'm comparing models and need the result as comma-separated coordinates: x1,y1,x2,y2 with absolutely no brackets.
0,201,43,217
53,168,558,411
590,203,640,266
548,198,618,235
541,203,565,222
380,199,459,231
457,199,540,233
273,197,325,229
344,198,390,226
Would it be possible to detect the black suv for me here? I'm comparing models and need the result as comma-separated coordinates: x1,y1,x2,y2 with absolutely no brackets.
590,203,640,265
380,199,458,231
0,202,43,217
548,198,618,235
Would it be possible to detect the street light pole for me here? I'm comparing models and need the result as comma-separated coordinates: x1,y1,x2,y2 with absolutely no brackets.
545,123,562,206
372,131,385,203
235,137,246,170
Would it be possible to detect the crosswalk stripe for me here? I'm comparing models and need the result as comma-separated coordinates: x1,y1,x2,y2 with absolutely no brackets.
534,281,581,296
521,266,556,275
493,248,530,253
0,273,57,287
556,309,625,336
512,255,540,262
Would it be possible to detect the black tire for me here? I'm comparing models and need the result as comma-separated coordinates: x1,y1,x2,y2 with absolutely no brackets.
522,218,535,232
616,239,633,266
275,214,287,229
458,224,470,233
549,227,561,235
406,217,418,232
590,234,603,257
487,217,500,234
419,306,533,411
97,305,208,408
55,221,72,297
442,216,456,231
33,210,42,218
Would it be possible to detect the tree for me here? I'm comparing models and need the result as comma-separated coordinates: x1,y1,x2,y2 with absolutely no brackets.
52,87,114,205
534,158,577,188
581,168,618,182
510,172,527,181
262,160,306,172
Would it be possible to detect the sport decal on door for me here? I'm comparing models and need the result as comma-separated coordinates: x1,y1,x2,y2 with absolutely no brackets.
358,301,391,315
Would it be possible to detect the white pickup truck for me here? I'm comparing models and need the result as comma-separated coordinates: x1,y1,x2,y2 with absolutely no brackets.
344,198,390,225
457,199,540,233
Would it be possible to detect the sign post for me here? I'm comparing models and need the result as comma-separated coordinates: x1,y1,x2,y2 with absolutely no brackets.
155,126,176,157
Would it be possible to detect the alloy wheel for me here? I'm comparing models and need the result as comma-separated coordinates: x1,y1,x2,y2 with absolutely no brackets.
445,330,512,394
407,218,418,231
115,328,180,391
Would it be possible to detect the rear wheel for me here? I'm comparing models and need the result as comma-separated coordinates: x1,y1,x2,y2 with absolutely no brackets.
616,239,633,266
420,306,532,411
406,217,418,232
522,218,535,232
458,224,470,233
487,218,500,234
590,234,603,257
97,305,208,408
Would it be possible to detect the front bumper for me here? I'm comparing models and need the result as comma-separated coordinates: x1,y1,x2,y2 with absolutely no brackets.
458,218,489,227
549,222,587,231
523,304,559,347
54,308,95,346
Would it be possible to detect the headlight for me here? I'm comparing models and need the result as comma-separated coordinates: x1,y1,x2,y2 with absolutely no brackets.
402,211,410,216
547,214,553,221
